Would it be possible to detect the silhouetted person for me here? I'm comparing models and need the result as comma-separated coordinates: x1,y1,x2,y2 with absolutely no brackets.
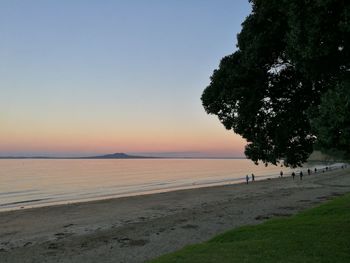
314,167,317,173
292,172,295,180
307,168,311,175
280,171,283,177
246,175,249,184
300,171,303,180
251,173,255,182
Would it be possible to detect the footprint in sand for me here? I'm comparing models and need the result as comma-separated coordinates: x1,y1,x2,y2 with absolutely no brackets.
117,237,149,247
255,215,270,220
298,199,311,202
181,224,199,229
54,232,72,240
23,242,32,247
48,243,60,250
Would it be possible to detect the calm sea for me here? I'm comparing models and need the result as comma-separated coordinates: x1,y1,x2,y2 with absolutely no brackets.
0,159,329,211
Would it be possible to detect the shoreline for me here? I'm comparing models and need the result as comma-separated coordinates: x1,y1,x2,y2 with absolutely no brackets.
1,161,345,213
0,172,276,213
1,168,350,262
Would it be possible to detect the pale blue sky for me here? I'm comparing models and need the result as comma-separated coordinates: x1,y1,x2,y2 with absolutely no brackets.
0,0,251,157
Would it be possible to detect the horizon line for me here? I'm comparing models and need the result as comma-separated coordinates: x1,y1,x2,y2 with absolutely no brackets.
0,152,247,160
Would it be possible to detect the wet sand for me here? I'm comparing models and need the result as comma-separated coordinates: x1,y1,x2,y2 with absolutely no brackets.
1,167,350,263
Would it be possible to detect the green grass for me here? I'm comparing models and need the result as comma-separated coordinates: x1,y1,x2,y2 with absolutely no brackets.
150,194,350,263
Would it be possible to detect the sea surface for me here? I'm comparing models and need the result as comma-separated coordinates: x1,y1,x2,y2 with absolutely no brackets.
0,159,333,211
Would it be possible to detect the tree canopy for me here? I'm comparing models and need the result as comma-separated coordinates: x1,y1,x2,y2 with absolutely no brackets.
202,0,350,167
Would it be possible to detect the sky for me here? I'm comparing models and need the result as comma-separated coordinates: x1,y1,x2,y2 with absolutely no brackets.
0,0,251,157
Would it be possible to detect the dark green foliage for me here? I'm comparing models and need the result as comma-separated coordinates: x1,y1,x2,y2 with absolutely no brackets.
311,78,350,159
151,193,350,263
201,0,350,167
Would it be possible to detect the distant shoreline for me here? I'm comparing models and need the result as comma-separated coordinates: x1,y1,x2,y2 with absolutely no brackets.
0,153,247,160
0,156,344,162
1,150,346,162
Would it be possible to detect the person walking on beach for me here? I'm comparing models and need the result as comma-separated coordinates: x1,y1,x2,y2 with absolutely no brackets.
300,171,303,180
246,174,249,184
292,172,295,180
251,173,255,182
280,171,283,177
314,167,317,173
307,168,311,175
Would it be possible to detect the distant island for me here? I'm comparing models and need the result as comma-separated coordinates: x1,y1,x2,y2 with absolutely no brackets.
83,153,156,159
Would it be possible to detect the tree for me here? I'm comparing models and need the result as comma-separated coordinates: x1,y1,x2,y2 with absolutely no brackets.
202,0,349,167
310,77,350,160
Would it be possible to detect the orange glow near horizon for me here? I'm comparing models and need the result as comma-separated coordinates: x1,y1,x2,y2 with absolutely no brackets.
0,115,246,156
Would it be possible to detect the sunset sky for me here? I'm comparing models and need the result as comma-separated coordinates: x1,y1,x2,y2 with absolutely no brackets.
0,0,251,157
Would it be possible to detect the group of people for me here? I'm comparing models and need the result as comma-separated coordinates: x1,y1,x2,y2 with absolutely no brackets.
245,164,347,184
245,173,255,184
290,166,336,180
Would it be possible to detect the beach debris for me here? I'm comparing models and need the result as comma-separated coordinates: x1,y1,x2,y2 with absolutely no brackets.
278,206,296,210
158,227,166,233
175,218,187,224
54,232,72,240
181,224,199,229
48,243,59,249
54,232,67,239
80,242,88,248
255,215,270,220
330,192,342,197
271,213,292,217
297,199,310,202
23,242,32,247
117,237,148,247
129,239,148,246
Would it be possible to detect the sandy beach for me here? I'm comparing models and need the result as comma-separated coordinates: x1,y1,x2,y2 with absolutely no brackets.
1,167,350,263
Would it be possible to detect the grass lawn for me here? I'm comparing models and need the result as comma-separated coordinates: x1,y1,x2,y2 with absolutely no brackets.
150,193,350,263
